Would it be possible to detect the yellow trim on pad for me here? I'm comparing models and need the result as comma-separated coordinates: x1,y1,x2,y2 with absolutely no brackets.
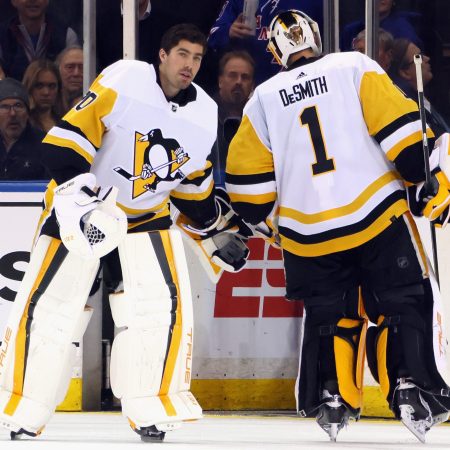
56,378,83,411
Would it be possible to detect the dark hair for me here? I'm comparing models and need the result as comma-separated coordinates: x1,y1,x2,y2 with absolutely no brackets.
160,23,207,56
389,38,412,76
218,50,256,77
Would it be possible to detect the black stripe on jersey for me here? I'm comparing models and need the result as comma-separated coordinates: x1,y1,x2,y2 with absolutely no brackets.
42,143,91,184
393,136,436,183
180,164,213,187
279,190,406,245
148,232,177,383
23,243,68,383
170,191,217,228
233,200,275,225
226,171,276,185
59,119,100,151
127,212,157,224
129,216,172,233
373,111,420,144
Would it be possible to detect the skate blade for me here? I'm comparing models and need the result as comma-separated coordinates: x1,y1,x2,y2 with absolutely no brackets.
399,406,428,443
318,422,342,442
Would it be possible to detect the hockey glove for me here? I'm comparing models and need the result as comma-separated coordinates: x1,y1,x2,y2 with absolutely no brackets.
251,219,281,249
408,170,450,227
175,187,251,275
53,173,128,259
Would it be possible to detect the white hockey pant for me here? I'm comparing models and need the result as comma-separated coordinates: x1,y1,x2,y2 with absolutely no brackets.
109,230,201,432
0,235,99,435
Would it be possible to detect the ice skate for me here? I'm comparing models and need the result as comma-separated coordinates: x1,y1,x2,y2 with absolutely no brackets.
394,378,449,443
316,390,352,442
134,425,166,443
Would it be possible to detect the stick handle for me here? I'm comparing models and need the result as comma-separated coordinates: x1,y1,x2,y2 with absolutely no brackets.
413,54,432,186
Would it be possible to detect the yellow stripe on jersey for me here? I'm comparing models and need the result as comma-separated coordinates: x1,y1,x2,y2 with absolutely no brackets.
158,230,181,416
118,197,169,216
227,115,274,176
4,239,62,416
359,71,418,137
386,129,434,161
185,160,213,180
279,171,401,224
228,191,277,204
63,75,118,149
280,199,408,256
170,179,214,201
127,208,170,230
42,134,94,164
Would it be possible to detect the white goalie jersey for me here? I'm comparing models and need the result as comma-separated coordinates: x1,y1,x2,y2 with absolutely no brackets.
43,59,218,231
226,51,434,257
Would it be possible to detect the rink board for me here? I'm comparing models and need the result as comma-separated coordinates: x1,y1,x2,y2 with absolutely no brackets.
1,185,450,417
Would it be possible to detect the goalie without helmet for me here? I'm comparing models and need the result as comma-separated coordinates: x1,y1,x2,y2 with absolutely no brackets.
0,24,250,443
226,8,450,444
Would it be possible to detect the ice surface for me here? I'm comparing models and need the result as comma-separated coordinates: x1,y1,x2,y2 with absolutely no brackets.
0,412,449,449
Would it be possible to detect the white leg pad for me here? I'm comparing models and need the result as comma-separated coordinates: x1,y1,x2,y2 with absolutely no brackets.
0,235,99,434
109,230,202,429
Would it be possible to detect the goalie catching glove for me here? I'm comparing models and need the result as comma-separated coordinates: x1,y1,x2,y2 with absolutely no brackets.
176,187,252,273
53,173,128,259
408,133,450,227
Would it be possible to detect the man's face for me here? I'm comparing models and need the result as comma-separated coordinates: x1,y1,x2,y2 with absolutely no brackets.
159,40,204,96
0,98,28,144
59,49,83,95
218,57,254,106
12,0,49,20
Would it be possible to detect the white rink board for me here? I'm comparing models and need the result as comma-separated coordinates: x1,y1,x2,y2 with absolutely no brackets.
1,187,450,388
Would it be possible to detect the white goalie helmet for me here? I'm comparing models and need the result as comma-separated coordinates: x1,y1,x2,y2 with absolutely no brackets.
268,9,322,68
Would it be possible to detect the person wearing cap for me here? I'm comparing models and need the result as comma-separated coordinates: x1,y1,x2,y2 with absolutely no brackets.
0,77,49,180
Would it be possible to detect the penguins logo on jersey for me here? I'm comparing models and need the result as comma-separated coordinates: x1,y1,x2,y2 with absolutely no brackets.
114,129,190,199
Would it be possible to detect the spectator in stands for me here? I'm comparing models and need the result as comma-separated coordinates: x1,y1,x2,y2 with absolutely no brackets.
213,50,254,184
0,78,48,180
341,0,423,52
352,28,394,72
57,46,83,114
22,59,61,132
208,0,323,86
0,0,79,81
388,38,449,138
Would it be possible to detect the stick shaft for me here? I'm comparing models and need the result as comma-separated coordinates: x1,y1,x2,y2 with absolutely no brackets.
413,53,440,284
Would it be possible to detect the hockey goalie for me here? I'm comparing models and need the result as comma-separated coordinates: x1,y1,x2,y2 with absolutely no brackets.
0,24,250,442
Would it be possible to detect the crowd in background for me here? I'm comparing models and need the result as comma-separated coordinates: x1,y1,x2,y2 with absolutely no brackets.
0,0,448,182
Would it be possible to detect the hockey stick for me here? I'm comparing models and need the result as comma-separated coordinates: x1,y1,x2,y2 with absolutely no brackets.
413,54,440,285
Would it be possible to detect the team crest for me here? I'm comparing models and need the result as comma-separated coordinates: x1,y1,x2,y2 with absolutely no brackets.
285,25,303,45
114,129,190,199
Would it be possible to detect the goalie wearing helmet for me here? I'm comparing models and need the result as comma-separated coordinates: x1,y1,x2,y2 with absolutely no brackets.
0,24,251,442
226,9,450,443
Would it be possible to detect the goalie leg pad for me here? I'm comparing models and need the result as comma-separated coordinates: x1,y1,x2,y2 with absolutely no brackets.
109,230,202,430
365,277,450,413
0,235,99,434
296,287,367,416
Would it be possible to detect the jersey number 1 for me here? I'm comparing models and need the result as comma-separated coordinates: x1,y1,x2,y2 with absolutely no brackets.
300,106,335,175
